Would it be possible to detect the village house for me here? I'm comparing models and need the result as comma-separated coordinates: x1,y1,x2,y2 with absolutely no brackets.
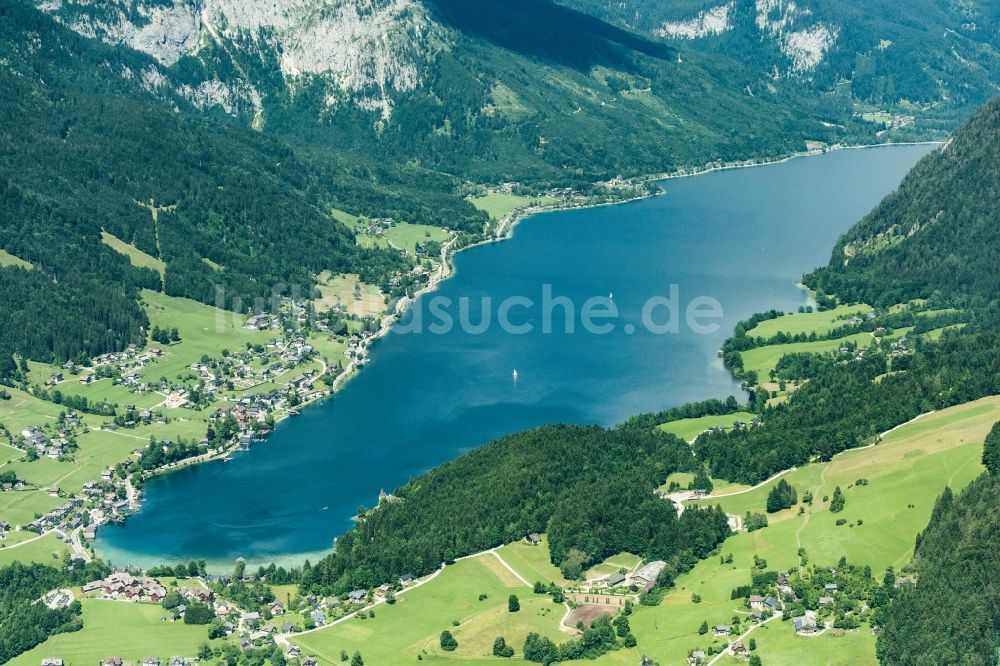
749,594,765,610
714,625,732,636
794,615,818,634
348,589,368,603
525,532,542,545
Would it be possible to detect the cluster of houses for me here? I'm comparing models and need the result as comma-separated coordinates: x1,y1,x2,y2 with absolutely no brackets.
748,593,780,618
28,497,84,534
889,336,913,358
81,572,167,602
18,425,69,459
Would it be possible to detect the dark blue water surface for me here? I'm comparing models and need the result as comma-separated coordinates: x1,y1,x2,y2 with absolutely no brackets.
97,145,934,570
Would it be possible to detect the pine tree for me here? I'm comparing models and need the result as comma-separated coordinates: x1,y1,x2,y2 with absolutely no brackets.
830,486,846,513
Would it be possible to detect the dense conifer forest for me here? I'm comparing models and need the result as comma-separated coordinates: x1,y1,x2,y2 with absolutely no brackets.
876,473,1000,664
302,425,730,594
806,97,1000,307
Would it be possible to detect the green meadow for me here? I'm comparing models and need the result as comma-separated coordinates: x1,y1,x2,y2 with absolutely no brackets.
0,532,70,567
747,305,872,338
101,230,166,277
740,332,873,379
716,620,878,666
384,223,452,255
0,249,32,269
292,554,564,664
139,289,272,383
9,598,223,665
657,412,756,442
585,397,999,665
469,193,557,220
495,536,570,587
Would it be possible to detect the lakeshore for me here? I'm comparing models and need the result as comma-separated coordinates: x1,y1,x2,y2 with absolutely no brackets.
92,143,935,571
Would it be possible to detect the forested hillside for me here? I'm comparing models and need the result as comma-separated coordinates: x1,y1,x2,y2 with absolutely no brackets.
560,0,1000,135
806,97,1000,307
302,425,730,594
36,0,861,186
695,96,1000,482
876,472,1000,664
0,2,484,364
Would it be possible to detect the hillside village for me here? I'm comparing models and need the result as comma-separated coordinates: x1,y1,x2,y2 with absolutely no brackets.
0,285,400,561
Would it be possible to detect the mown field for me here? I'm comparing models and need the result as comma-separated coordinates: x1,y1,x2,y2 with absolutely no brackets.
657,412,756,442
747,305,872,338
384,223,452,255
469,193,557,221
292,554,565,664
9,598,223,664
589,397,997,665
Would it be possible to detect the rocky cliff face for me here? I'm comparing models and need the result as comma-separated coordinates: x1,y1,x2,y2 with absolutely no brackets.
37,0,435,119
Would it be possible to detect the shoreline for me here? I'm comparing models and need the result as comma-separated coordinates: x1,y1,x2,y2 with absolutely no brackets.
485,140,942,245
99,139,937,567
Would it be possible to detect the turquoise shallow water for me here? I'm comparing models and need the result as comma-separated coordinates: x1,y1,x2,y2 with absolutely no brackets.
96,144,934,571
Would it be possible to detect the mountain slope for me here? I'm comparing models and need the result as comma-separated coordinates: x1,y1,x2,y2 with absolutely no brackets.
34,0,856,185
805,96,1000,307
0,1,484,365
561,0,1000,135
876,473,1000,664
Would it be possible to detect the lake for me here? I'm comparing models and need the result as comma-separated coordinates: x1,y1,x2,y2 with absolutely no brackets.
96,144,935,571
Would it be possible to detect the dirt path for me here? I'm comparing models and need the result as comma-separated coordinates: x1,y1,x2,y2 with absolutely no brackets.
486,549,532,587
706,611,784,666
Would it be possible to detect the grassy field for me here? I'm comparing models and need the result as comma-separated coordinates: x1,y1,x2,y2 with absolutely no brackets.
748,305,872,338
0,532,70,567
469,193,557,220
741,332,874,379
292,555,563,664
584,552,642,579
661,472,749,496
657,412,757,442
0,249,32,269
55,377,163,410
9,598,222,664
0,386,75,435
140,289,272,382
701,398,997,571
717,621,878,666
495,536,570,587
101,231,166,277
314,273,385,319
330,208,362,230
384,223,452,255
587,397,999,665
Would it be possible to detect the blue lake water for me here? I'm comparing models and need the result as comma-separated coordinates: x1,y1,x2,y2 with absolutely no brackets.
96,144,934,571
